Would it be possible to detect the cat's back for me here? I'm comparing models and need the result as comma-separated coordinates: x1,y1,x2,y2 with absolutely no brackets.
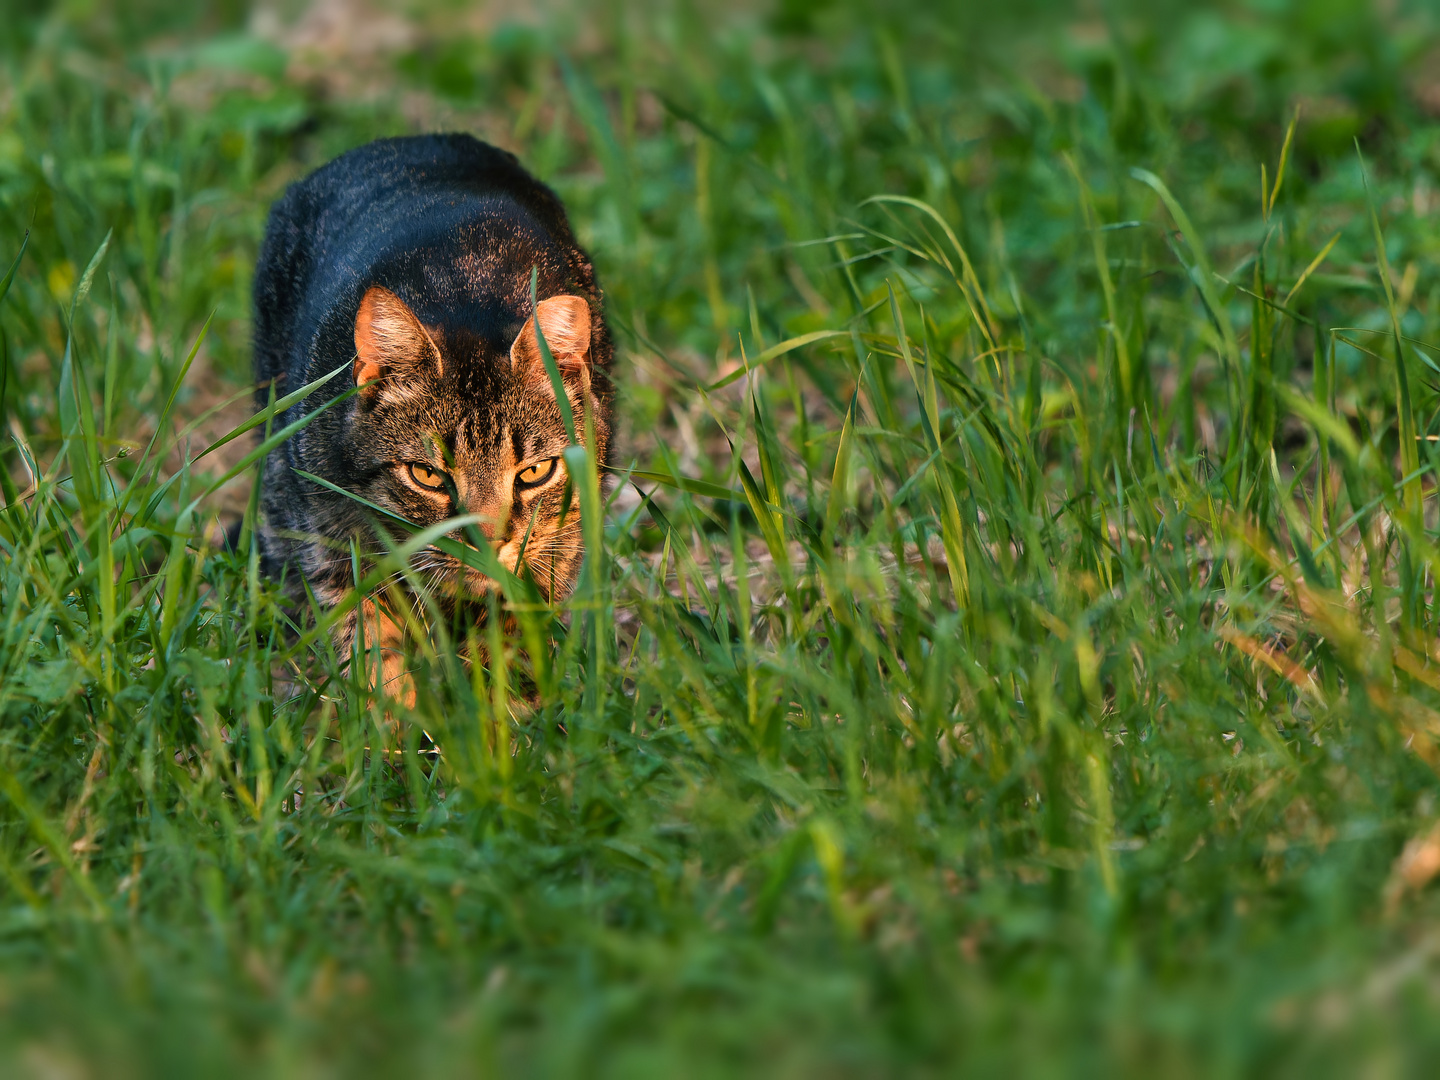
254,133,591,388
275,134,564,238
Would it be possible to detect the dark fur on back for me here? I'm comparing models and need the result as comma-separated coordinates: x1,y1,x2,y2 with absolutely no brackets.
252,134,612,620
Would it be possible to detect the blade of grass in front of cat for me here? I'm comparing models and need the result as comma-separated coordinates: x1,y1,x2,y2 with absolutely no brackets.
193,360,352,462
193,384,363,504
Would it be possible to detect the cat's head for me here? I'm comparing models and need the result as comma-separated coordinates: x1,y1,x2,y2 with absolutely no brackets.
336,284,607,599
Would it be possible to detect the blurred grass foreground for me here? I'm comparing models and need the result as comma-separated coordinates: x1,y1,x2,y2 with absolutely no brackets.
9,0,1440,1074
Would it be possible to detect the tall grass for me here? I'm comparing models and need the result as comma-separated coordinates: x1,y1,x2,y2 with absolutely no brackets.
5,0,1440,1074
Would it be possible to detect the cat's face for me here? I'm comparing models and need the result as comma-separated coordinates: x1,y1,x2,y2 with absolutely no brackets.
338,285,606,599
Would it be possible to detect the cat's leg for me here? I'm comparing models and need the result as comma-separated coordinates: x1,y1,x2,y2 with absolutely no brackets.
357,596,417,709
331,594,417,713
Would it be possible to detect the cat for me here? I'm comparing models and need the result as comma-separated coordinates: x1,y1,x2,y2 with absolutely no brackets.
251,133,612,701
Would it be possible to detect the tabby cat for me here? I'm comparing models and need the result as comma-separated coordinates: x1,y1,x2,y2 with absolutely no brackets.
251,133,612,697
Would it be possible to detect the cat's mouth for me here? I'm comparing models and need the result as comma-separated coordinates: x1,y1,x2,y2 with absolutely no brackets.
405,531,573,600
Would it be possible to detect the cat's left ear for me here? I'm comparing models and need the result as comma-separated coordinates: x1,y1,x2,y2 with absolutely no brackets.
510,295,592,385
353,286,444,402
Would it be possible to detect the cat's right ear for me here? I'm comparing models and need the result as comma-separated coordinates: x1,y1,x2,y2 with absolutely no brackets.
353,286,443,402
509,295,592,387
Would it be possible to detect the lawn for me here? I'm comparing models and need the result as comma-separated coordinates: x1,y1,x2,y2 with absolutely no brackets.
5,0,1440,1074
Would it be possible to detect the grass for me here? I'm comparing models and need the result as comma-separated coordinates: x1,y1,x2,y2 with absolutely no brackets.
6,0,1440,1074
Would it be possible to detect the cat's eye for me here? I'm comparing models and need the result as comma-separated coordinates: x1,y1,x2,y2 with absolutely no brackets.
515,458,559,489
407,462,450,491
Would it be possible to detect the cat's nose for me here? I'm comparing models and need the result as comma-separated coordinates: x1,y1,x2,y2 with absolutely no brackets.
471,505,506,541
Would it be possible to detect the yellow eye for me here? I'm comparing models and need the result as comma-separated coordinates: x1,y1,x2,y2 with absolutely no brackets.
408,462,449,491
515,458,559,489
